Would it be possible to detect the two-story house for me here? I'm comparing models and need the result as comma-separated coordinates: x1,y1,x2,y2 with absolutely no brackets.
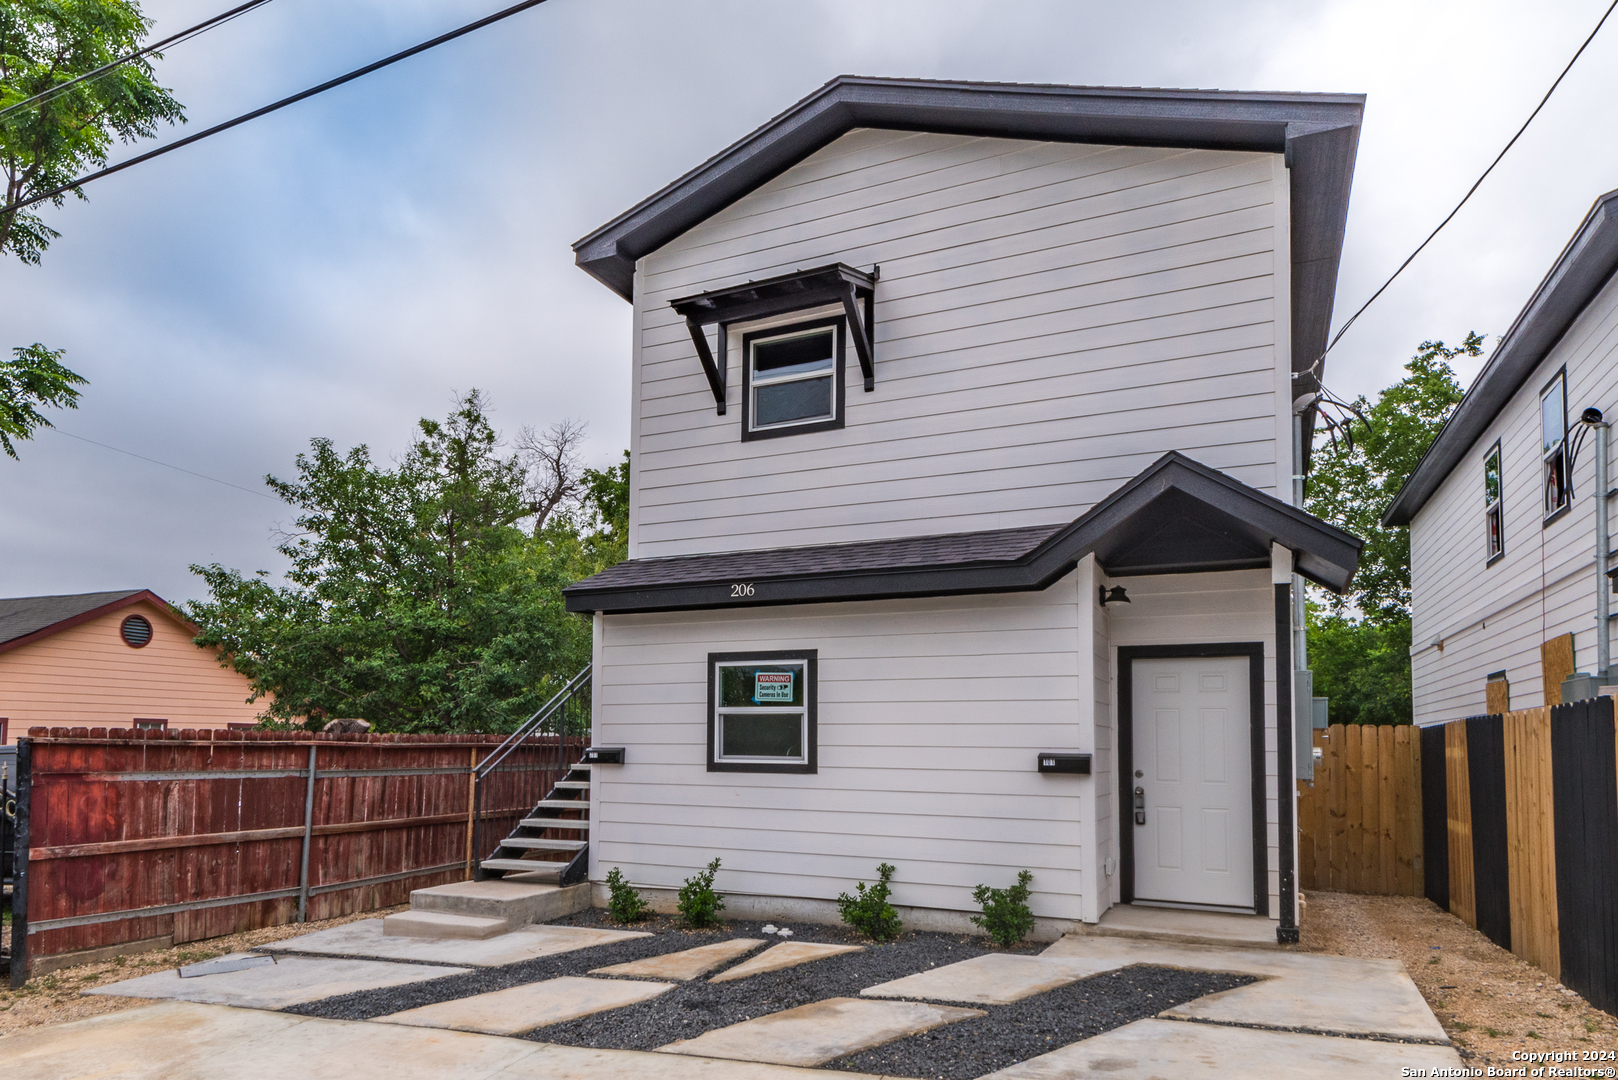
1387,189,1618,724
561,77,1364,942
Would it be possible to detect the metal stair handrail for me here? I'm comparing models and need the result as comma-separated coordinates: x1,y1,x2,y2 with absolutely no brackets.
475,663,591,780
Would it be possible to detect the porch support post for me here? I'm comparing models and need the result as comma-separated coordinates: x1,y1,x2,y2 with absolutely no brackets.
1272,544,1299,943
1073,555,1102,925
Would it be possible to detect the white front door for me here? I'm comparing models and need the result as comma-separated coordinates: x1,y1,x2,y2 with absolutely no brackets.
1131,656,1253,909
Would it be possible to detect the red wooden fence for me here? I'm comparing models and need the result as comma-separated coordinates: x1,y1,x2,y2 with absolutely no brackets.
10,726,579,983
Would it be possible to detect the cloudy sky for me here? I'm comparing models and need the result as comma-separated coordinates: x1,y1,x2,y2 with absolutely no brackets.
4,0,1617,604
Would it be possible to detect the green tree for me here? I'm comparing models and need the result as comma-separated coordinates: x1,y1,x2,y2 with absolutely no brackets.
184,392,597,732
1304,334,1481,724
0,342,83,456
1,0,186,453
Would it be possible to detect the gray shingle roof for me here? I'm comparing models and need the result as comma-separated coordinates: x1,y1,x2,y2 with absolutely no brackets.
0,590,146,647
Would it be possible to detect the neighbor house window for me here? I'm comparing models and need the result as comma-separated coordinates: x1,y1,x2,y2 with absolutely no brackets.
1485,441,1504,562
133,719,168,731
1543,371,1569,519
741,318,844,440
707,651,817,773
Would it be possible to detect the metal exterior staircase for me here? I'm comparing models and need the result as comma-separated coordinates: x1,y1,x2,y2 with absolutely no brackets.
473,664,592,884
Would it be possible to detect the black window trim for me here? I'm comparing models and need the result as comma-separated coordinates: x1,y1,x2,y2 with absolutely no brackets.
1541,367,1570,524
740,317,846,442
1484,439,1504,566
706,649,818,773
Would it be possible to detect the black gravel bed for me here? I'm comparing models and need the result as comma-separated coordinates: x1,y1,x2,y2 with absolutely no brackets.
285,916,1255,1078
828,966,1256,1079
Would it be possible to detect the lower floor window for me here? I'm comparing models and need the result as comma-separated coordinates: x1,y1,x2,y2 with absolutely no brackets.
708,651,817,773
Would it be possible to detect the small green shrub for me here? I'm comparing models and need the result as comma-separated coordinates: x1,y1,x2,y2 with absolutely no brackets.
837,862,903,941
605,866,650,923
678,858,726,927
971,869,1035,947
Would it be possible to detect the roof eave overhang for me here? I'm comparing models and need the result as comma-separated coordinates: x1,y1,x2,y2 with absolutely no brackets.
1385,189,1618,527
565,453,1362,615
573,77,1362,387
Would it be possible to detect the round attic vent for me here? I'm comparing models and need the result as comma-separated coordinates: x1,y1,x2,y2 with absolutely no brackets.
120,614,153,648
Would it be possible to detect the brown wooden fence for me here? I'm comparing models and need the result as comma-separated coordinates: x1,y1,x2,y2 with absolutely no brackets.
1297,724,1424,896
10,726,580,984
1421,699,1618,1015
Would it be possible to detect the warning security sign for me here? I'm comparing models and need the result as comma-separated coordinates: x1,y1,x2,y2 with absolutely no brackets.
754,671,794,702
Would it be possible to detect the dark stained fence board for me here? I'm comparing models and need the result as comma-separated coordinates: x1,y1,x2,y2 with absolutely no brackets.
1421,723,1449,911
1466,714,1512,953
1552,696,1618,1016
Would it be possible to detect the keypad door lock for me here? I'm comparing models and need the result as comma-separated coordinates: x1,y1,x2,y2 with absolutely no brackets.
1134,786,1146,825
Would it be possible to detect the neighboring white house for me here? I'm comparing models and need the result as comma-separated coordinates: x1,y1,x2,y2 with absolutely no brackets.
559,77,1365,942
1388,190,1618,725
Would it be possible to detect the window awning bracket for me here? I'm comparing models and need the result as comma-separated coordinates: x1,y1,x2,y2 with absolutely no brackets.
684,317,727,414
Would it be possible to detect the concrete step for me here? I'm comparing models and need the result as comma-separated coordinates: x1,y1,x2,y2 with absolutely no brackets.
520,817,589,830
409,877,584,923
500,836,587,851
553,780,591,789
383,910,510,940
532,799,587,810
480,858,564,880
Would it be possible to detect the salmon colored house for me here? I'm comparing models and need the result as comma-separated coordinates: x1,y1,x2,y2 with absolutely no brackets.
0,590,262,742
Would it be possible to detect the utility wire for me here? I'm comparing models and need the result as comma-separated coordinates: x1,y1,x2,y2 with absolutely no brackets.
0,1,275,124
1306,0,1618,378
47,427,279,501
0,0,551,216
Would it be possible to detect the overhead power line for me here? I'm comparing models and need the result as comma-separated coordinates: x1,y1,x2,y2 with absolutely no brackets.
1306,0,1618,378
0,0,552,216
47,427,280,501
0,0,276,124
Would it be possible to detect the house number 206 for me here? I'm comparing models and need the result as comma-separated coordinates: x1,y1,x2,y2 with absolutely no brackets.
730,583,755,598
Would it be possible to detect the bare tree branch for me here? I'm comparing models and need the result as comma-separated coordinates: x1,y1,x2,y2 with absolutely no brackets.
516,419,587,533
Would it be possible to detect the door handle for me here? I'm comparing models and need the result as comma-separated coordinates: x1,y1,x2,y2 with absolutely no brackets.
1134,786,1146,826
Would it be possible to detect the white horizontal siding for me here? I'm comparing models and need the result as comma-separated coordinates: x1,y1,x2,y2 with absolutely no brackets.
1411,270,1618,723
588,580,1090,920
629,130,1284,558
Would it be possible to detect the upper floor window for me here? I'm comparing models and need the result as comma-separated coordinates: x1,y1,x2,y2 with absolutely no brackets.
742,318,845,440
1484,442,1503,562
1542,371,1569,519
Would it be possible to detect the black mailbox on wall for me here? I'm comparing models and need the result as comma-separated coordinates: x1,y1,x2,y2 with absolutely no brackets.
1037,752,1091,775
583,746,626,765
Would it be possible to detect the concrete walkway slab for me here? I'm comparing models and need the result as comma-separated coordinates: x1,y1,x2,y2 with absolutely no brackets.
592,938,764,981
707,940,862,983
374,975,673,1034
978,1017,1463,1078
258,918,648,967
1092,904,1281,948
862,952,1101,1005
84,953,466,1010
1039,935,1448,1042
0,1001,885,1080
658,996,984,1067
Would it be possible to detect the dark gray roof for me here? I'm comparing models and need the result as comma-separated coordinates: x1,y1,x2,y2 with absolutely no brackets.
573,76,1364,386
0,590,146,648
565,453,1362,614
1385,189,1618,526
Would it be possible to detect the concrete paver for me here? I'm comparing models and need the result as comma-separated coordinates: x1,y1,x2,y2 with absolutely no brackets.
657,996,984,1066
592,938,765,981
374,975,674,1034
258,918,648,967
84,952,468,1010
1040,934,1448,1042
977,1017,1464,1079
706,940,863,983
0,1001,885,1080
1091,904,1281,948
861,952,1102,1004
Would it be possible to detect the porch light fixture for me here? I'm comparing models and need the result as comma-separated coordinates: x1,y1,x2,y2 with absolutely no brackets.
1099,586,1130,606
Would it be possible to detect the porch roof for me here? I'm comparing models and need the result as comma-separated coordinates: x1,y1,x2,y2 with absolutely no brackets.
563,453,1363,615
